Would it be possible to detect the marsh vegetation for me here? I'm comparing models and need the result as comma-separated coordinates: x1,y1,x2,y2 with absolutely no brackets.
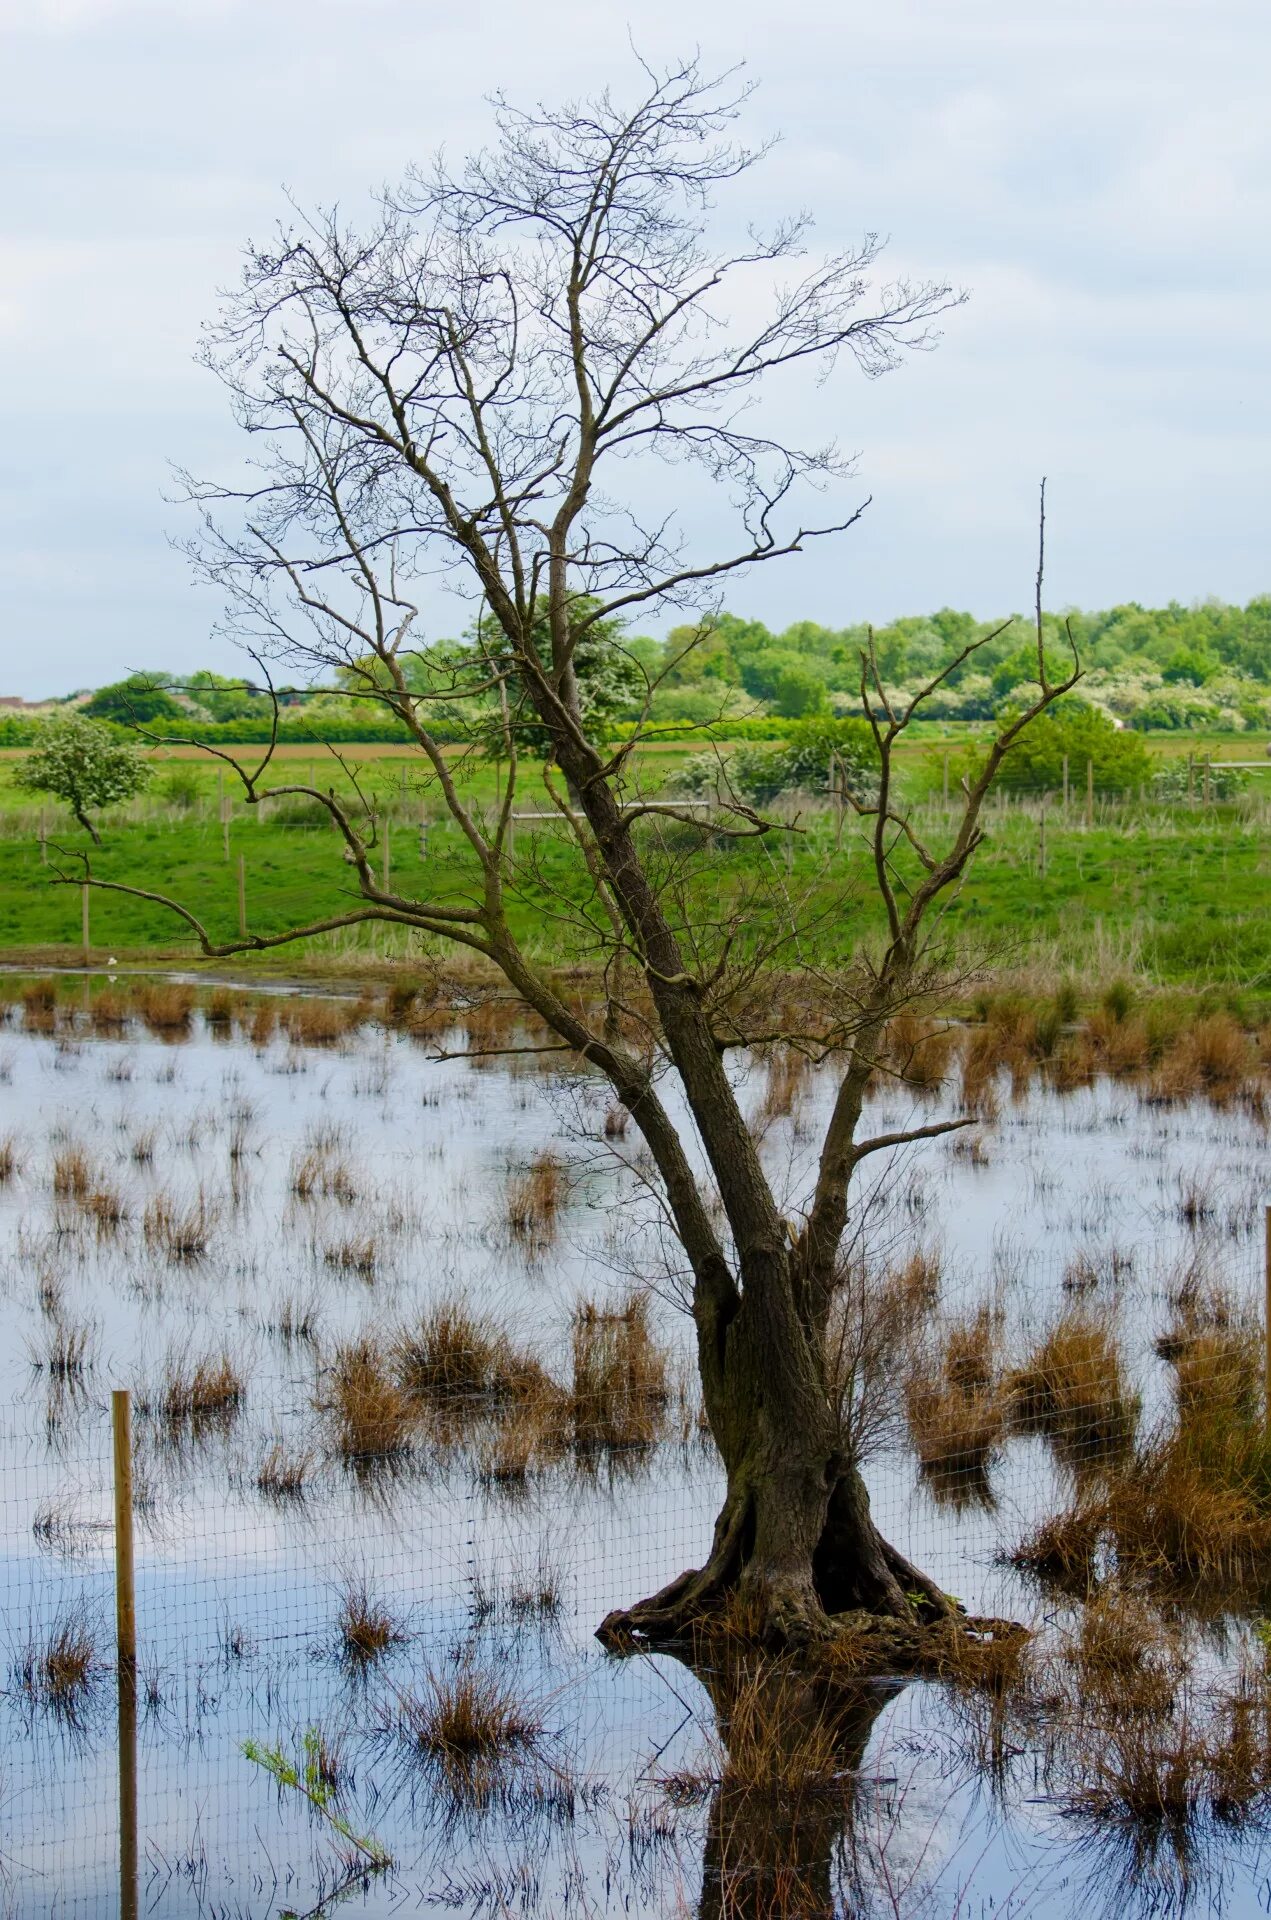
1,978,1270,1913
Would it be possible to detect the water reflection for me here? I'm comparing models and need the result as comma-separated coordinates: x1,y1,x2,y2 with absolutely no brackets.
680,1652,904,1920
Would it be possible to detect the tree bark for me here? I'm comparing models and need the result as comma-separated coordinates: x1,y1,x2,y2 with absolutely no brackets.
599,1271,948,1652
74,805,102,846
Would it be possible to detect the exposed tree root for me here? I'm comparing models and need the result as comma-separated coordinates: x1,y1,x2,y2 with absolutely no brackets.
598,1460,1023,1674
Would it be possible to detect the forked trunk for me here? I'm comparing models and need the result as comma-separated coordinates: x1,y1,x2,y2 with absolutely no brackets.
598,1282,947,1652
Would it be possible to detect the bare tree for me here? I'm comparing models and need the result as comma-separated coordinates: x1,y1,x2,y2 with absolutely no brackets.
70,59,1076,1653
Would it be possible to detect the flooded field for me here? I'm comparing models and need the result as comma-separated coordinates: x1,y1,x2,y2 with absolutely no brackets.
2,975,1270,1918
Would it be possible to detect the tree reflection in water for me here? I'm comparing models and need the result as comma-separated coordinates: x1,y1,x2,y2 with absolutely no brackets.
682,1655,906,1920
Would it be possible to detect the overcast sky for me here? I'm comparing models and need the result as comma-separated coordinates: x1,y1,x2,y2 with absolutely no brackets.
1,0,1267,696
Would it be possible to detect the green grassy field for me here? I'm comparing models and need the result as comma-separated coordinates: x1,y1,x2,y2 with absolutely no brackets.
3,729,1269,1006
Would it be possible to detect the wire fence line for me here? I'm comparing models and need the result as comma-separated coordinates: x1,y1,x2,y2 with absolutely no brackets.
2,1212,1269,1915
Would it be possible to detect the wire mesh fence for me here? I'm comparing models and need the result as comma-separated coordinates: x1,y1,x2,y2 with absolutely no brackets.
4,1217,1269,1914
3,984,1271,1915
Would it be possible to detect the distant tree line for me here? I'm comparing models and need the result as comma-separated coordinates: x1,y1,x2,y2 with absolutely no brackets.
6,596,1269,750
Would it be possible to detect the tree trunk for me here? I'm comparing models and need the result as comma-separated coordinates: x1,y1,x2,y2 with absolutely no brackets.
74,805,102,847
598,1282,947,1653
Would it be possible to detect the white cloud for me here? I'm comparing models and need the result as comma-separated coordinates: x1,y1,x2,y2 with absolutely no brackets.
1,0,1268,693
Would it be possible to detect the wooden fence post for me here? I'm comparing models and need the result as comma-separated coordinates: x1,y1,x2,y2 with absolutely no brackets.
112,1390,136,1672
942,753,950,811
1062,755,1070,813
1203,756,1212,807
237,853,247,937
381,820,391,893
1265,1207,1271,1438
1085,758,1094,830
831,753,846,851
113,1389,138,1920
1038,795,1048,876
81,883,91,966
39,808,48,865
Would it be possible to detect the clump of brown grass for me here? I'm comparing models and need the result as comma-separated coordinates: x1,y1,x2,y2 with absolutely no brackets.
203,986,236,1031
282,998,358,1047
266,1288,320,1346
383,979,421,1026
602,1102,629,1139
1149,1012,1254,1106
88,988,130,1034
399,1659,542,1800
1063,1586,1183,1720
1007,1308,1139,1465
959,995,1062,1106
1083,1006,1152,1076
1055,1670,1271,1864
506,1151,566,1244
256,1442,314,1500
79,1178,128,1233
16,1606,99,1719
885,1012,956,1091
392,1302,542,1409
507,1558,563,1620
570,1291,669,1451
887,1245,942,1316
1156,1286,1261,1428
336,1579,404,1666
461,998,524,1058
1008,1501,1105,1591
28,1318,95,1377
158,1352,244,1434
290,1148,359,1203
143,1187,218,1260
476,1401,565,1489
323,1233,379,1277
1048,1038,1098,1095
1016,1299,1271,1595
247,1002,277,1047
51,1144,92,1199
21,978,58,1023
128,1125,157,1165
318,1338,415,1463
133,981,195,1038
905,1306,1006,1487
0,1133,18,1183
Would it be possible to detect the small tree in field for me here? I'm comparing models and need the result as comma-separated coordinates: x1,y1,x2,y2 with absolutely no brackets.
18,714,150,845
74,60,1076,1656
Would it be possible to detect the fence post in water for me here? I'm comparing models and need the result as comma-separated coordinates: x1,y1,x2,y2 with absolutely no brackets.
237,853,247,938
112,1389,138,1920
81,883,91,966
